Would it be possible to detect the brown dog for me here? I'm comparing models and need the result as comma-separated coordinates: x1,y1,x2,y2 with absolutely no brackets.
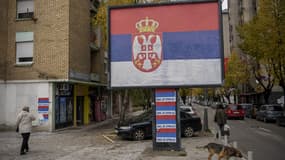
200,143,243,160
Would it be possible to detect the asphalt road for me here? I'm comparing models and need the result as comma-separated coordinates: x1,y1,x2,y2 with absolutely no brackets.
194,104,285,160
228,118,285,160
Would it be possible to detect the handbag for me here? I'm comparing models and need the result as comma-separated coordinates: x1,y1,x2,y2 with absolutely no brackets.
223,124,230,136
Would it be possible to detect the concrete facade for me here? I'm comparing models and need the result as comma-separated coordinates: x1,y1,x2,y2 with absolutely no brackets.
228,0,258,54
0,82,50,126
227,0,283,103
222,9,230,58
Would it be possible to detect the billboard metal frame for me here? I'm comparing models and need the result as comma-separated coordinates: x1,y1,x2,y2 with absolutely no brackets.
108,0,224,89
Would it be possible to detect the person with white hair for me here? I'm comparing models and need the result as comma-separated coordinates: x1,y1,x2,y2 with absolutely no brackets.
16,106,36,155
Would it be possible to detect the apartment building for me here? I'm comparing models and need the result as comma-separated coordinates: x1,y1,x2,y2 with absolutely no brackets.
0,0,109,131
222,9,230,56
227,0,283,104
228,0,257,54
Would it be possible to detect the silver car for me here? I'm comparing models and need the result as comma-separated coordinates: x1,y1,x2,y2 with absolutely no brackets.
180,105,197,116
256,104,284,122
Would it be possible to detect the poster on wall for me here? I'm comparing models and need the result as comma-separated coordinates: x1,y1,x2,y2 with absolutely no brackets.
38,98,49,122
109,1,223,88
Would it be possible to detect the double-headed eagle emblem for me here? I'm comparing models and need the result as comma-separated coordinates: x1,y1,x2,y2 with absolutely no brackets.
132,17,162,72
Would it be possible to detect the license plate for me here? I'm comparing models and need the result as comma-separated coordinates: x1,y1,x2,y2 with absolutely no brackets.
234,112,239,114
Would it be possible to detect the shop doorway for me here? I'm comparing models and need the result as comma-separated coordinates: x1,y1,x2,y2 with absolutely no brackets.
55,96,73,129
76,96,84,125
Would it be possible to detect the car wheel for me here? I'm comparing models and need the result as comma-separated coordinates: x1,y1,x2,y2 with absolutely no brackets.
183,126,194,137
133,129,145,141
276,119,281,126
257,116,260,121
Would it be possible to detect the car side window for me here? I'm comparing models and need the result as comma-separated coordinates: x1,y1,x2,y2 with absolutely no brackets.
145,114,152,121
180,112,186,119
261,106,266,111
182,112,192,119
237,105,243,110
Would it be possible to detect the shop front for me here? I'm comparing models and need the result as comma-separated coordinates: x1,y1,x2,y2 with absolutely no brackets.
54,83,109,130
55,83,74,129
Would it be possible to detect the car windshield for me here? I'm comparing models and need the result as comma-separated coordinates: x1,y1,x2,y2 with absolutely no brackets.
229,105,242,110
132,110,152,122
240,104,252,109
180,106,193,112
181,108,191,112
268,106,283,111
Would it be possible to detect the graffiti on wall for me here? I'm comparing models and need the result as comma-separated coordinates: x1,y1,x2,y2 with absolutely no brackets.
38,98,49,123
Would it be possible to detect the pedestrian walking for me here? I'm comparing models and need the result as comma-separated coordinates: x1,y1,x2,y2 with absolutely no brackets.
16,106,36,155
214,104,227,138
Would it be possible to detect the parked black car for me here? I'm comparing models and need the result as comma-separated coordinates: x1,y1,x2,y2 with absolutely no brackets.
276,116,285,126
115,110,202,141
256,104,284,122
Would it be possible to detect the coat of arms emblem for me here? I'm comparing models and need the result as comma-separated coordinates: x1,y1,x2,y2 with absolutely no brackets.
132,17,162,72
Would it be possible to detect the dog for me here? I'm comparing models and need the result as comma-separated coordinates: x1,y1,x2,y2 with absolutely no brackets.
198,143,243,160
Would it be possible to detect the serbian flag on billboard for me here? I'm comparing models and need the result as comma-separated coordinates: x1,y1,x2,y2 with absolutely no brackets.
109,1,223,88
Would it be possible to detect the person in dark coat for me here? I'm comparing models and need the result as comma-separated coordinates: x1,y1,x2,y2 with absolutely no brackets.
16,106,36,155
214,104,227,137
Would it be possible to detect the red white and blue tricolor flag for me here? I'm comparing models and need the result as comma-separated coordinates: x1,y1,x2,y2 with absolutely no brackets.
110,1,223,88
155,89,177,143
38,98,49,121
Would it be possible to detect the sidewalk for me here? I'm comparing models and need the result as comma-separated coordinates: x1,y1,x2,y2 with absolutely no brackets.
0,114,224,160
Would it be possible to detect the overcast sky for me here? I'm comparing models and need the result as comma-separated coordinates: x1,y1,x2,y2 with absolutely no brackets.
222,0,228,9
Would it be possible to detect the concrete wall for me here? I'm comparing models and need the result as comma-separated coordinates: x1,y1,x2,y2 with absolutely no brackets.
91,50,108,83
222,10,230,58
5,0,70,80
228,0,258,54
228,0,241,54
0,82,50,128
242,0,257,23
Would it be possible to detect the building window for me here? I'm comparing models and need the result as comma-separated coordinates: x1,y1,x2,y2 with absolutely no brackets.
16,32,34,64
17,0,34,19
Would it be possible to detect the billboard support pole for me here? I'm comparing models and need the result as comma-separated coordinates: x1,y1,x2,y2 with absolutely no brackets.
153,88,181,151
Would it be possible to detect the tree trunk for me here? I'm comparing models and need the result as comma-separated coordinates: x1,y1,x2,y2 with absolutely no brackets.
225,95,230,104
118,90,129,126
234,94,237,104
263,89,271,104
280,83,285,107
181,96,186,105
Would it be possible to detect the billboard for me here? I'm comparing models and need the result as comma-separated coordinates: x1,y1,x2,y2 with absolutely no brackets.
109,1,223,88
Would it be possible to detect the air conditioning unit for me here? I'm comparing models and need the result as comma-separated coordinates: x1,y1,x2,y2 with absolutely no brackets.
90,73,100,82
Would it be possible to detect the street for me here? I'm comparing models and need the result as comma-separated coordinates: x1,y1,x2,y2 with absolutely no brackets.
0,119,150,160
228,118,285,160
0,113,219,160
4,103,285,160
194,104,285,160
